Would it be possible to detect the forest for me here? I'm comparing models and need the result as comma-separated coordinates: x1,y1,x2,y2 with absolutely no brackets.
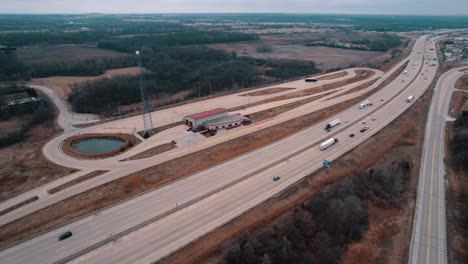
68,46,320,115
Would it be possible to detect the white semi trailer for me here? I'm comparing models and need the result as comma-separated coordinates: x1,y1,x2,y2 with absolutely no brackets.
324,118,341,130
320,137,339,150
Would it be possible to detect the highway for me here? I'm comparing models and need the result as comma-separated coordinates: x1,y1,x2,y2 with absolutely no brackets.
408,66,468,264
0,35,437,263
0,66,390,225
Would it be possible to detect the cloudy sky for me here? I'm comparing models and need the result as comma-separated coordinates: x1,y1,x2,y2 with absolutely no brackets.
1,0,468,15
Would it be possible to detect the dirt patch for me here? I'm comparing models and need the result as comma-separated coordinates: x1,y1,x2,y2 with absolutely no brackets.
47,171,108,195
123,143,176,161
161,65,432,264
0,124,75,203
29,67,146,102
240,87,295,97
0,196,39,217
62,133,139,159
316,71,348,80
455,74,468,91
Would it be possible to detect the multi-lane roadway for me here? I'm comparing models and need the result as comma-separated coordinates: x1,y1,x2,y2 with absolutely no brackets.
0,34,440,264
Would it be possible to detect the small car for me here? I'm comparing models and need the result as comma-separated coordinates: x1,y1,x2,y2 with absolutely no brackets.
381,99,384,102
360,128,366,133
273,176,281,181
171,140,177,144
349,133,355,138
186,128,192,132
364,126,369,130
371,118,376,121
362,121,366,124
58,231,72,241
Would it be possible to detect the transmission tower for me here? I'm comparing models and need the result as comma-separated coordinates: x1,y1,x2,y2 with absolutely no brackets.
136,50,154,137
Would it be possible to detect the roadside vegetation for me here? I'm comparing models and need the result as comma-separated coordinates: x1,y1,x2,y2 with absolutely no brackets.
0,84,54,148
67,47,320,115
222,161,409,264
448,109,468,263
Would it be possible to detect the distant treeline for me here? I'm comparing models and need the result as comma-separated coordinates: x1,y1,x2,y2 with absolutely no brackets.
223,160,410,264
98,31,258,53
306,34,402,52
68,46,320,115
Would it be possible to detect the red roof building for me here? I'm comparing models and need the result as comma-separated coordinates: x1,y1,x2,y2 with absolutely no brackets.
184,108,228,128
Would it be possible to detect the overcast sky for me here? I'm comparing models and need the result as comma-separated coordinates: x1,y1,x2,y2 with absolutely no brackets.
1,0,468,15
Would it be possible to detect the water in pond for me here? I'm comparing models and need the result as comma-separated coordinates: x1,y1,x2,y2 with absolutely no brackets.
71,138,125,154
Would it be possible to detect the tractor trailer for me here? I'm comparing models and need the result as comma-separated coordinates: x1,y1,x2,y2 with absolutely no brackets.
320,137,339,150
325,118,341,130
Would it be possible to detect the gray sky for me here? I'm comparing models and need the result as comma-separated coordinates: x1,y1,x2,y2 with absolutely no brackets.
1,0,468,15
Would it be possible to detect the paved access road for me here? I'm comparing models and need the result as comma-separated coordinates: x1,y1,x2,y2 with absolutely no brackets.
409,66,468,264
0,35,434,264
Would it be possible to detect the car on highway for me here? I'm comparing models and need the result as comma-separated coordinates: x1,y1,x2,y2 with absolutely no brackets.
58,231,72,241
362,121,366,124
171,140,177,144
273,176,281,181
349,133,355,138
360,126,369,133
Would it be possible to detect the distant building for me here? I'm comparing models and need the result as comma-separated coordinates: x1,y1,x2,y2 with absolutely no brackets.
183,108,228,129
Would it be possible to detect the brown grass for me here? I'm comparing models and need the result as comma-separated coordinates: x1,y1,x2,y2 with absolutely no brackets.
316,71,348,80
449,92,467,117
230,70,375,112
123,143,176,161
47,171,108,195
29,67,145,102
0,124,75,203
247,91,335,123
240,87,295,97
0,196,39,217
455,74,468,91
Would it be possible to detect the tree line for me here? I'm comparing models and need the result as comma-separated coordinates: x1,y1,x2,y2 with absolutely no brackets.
222,160,410,264
68,46,320,115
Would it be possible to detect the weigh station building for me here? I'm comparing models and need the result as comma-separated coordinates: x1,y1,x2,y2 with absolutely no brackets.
183,108,245,131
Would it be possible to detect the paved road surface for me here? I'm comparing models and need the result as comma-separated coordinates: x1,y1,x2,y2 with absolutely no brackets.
408,66,468,264
0,35,435,264
0,67,389,225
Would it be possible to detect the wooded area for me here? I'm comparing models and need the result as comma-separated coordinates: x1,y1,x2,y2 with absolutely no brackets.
222,160,410,264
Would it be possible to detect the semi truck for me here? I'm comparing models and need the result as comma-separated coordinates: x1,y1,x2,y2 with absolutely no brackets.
407,95,414,102
324,118,341,131
320,137,339,150
359,99,371,109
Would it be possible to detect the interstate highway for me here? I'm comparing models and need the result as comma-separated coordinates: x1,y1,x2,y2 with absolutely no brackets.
0,35,435,264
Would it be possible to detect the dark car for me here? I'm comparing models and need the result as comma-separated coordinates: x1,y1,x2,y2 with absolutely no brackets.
58,231,73,241
349,133,355,138
360,128,366,133
273,176,281,181
171,140,177,144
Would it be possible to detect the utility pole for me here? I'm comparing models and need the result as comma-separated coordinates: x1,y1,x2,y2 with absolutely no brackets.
136,50,154,137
